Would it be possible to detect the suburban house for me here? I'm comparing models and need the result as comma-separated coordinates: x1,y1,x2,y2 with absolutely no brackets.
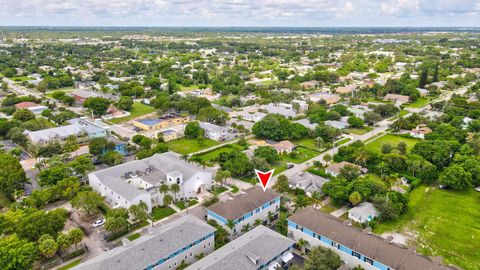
291,99,309,112
133,114,190,131
336,84,356,94
348,105,371,118
410,125,432,139
160,129,178,142
295,118,318,130
325,120,349,130
272,140,296,154
207,186,280,238
261,103,299,118
14,101,48,115
308,92,340,105
72,215,216,270
88,152,213,213
384,94,410,104
24,118,107,146
325,161,365,177
237,111,267,122
288,207,453,270
348,202,379,224
186,225,295,270
288,172,330,197
70,89,118,104
101,105,130,120
199,122,228,142
299,80,319,89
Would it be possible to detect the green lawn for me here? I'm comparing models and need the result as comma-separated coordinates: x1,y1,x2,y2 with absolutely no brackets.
11,76,31,82
193,144,245,166
344,126,373,135
335,137,351,146
180,84,212,91
45,87,75,97
169,138,219,155
127,233,141,241
374,186,480,270
365,134,420,154
58,259,82,270
0,192,11,209
109,102,156,124
404,97,431,108
230,185,239,193
282,146,320,164
151,206,176,221
293,137,324,151
175,199,198,210
211,186,228,195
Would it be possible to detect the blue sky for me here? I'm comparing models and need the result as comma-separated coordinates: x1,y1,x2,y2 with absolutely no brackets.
0,0,479,27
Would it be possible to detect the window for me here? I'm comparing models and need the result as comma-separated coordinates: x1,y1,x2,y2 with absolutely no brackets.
352,251,361,259
331,242,339,249
364,257,374,265
190,253,192,257
204,245,206,249
185,255,187,259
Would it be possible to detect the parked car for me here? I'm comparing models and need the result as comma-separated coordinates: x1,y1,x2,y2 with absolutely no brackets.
92,218,105,228
286,163,294,169
475,186,480,192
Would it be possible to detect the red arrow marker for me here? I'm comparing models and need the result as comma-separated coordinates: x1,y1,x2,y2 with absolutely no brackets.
255,169,275,192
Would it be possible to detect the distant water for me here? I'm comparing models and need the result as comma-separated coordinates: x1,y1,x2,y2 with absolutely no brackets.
1,26,480,34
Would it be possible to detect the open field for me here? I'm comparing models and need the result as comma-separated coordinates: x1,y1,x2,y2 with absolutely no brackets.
282,146,319,164
405,97,433,108
344,126,373,135
109,102,156,124
365,134,420,154
374,186,480,270
294,137,323,151
193,143,246,166
174,199,198,210
169,138,219,155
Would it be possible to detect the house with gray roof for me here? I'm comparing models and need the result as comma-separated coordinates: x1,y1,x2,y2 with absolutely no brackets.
288,172,330,196
295,118,318,130
288,207,455,270
73,215,216,270
186,225,294,270
348,202,379,224
88,152,213,213
207,186,280,238
325,120,349,130
261,103,299,118
199,122,228,141
24,117,107,146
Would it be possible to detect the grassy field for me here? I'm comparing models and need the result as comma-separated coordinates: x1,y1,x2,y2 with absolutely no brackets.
169,138,219,155
344,126,373,135
109,102,156,124
282,146,319,164
193,144,245,166
45,87,75,97
58,259,82,270
335,137,351,146
374,186,480,270
175,199,198,210
405,97,432,108
293,137,323,151
180,84,212,91
365,134,420,154
151,206,176,221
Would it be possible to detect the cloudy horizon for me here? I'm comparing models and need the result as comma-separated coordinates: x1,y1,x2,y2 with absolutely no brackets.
1,0,479,27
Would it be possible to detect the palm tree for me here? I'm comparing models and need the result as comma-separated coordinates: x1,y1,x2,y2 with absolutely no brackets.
69,228,84,250
180,154,189,163
159,184,170,195
313,160,322,170
355,151,369,166
226,219,235,237
293,195,310,212
323,153,332,165
254,219,263,227
170,184,180,202
249,177,257,186
267,211,274,224
163,194,173,206
297,238,309,254
241,223,251,233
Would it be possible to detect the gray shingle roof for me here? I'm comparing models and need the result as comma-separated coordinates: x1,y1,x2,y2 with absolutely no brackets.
207,186,279,220
186,226,294,270
72,215,216,270
288,207,456,270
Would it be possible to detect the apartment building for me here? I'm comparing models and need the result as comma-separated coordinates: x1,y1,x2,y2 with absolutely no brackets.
88,152,213,213
199,122,228,142
186,226,294,270
207,186,280,238
72,215,216,270
133,114,190,131
287,207,454,270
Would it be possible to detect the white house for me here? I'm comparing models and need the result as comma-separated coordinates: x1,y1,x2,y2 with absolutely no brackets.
88,152,213,213
199,122,228,141
348,202,379,224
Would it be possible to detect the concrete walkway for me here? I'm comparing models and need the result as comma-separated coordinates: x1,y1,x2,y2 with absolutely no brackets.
330,206,348,218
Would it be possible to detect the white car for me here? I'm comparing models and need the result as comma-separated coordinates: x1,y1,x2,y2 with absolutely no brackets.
92,218,105,228
475,187,480,192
